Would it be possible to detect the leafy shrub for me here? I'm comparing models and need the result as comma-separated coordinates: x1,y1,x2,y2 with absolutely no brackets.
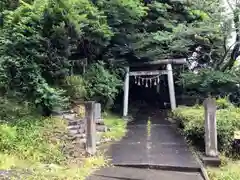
216,97,233,109
34,84,69,116
0,0,112,113
84,62,122,109
0,97,32,121
178,70,239,98
63,75,87,101
172,106,240,153
0,2,71,113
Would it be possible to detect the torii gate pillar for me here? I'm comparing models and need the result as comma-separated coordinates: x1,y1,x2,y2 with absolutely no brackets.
167,63,176,110
123,67,130,117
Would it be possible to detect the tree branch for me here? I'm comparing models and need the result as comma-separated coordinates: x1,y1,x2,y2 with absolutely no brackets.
216,41,240,70
226,0,234,11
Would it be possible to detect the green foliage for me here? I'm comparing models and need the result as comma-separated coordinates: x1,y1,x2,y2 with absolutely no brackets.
0,100,66,163
0,124,17,152
102,112,127,141
0,0,113,112
84,62,122,109
208,159,240,180
172,106,240,153
0,97,32,120
178,69,239,98
216,97,233,109
98,0,147,25
0,0,236,112
1,0,19,11
0,1,70,112
34,85,69,115
128,0,224,61
0,100,107,179
63,75,86,100
0,116,65,163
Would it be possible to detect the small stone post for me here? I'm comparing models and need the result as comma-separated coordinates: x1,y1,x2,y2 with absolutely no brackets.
85,101,96,155
203,98,218,157
94,103,103,124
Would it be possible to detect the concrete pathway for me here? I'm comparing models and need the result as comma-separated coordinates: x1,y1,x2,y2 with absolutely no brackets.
87,110,204,180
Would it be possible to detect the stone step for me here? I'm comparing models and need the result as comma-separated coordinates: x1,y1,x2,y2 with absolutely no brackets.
68,120,84,126
63,113,77,120
66,133,86,140
52,110,71,116
69,128,85,135
73,133,86,139
96,125,107,132
96,118,105,125
67,124,85,130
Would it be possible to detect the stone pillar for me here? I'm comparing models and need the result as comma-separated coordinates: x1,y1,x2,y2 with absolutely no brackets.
167,64,176,110
123,67,130,117
204,98,218,157
94,103,103,124
85,101,96,155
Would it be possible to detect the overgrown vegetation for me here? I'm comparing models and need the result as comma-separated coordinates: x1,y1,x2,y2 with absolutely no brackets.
63,75,86,101
172,100,240,154
1,0,240,178
0,101,105,179
0,99,128,179
2,0,239,112
208,159,240,180
172,97,240,180
84,62,122,109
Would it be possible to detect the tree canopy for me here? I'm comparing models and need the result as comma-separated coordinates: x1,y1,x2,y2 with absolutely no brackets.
1,0,240,111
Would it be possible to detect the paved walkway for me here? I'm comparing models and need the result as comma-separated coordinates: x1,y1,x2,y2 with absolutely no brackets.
88,110,204,180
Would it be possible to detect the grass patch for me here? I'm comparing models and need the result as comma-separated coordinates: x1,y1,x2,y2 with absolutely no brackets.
102,112,127,141
1,153,106,180
208,158,240,180
0,115,106,179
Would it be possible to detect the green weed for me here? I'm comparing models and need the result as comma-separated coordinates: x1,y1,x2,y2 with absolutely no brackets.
147,117,151,137
102,112,127,141
208,159,240,180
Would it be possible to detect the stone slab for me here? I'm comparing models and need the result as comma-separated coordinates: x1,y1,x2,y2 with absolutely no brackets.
108,143,148,165
147,169,203,180
87,167,204,180
106,118,201,169
150,125,186,144
200,155,221,167
120,125,147,144
149,143,200,170
87,166,149,180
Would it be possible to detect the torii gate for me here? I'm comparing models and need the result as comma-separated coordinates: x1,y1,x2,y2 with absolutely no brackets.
123,58,187,117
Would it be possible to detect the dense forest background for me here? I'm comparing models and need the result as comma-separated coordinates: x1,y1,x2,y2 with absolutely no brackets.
1,0,240,114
